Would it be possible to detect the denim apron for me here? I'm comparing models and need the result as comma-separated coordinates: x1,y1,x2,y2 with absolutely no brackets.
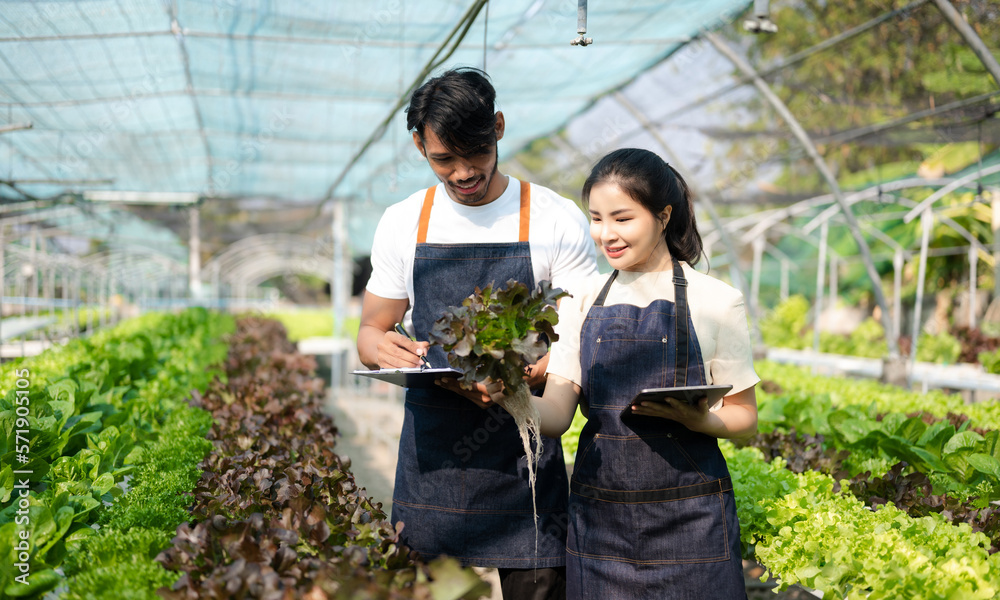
391,181,570,569
566,259,746,599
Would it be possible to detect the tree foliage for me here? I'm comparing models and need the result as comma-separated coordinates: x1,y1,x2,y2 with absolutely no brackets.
735,0,999,189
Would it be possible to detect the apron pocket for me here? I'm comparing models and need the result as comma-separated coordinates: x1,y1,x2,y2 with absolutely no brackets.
569,478,733,564
567,432,734,564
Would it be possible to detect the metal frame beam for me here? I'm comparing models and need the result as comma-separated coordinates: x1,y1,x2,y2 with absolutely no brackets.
931,0,1000,90
705,31,898,356
903,163,1000,222
204,233,331,277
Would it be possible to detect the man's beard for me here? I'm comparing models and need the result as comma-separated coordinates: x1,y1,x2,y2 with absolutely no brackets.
449,149,500,206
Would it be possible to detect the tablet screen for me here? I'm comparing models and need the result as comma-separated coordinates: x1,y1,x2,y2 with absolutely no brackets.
620,384,733,418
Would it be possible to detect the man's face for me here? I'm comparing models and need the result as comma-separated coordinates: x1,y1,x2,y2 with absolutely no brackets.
413,114,506,206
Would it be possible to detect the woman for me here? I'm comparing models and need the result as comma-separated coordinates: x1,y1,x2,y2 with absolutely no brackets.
488,148,759,599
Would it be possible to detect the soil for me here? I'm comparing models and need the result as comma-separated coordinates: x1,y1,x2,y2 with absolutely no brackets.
326,384,816,600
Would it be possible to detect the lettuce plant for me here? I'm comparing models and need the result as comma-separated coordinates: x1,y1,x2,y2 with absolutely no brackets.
428,279,567,393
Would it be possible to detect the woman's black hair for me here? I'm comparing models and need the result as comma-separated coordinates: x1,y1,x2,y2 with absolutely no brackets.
582,148,704,266
406,67,498,157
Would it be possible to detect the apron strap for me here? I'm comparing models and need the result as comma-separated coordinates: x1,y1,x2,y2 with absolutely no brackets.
415,179,531,244
593,270,619,307
672,257,690,387
518,180,530,243
592,259,691,386
593,260,690,385
416,186,436,244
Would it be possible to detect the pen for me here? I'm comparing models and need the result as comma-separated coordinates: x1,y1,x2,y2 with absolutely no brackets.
394,322,430,369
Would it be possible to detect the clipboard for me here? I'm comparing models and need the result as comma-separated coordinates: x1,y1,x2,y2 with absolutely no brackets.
620,384,732,418
352,367,463,388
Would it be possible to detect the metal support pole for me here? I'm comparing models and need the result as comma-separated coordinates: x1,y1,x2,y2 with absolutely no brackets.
107,256,116,326
0,225,4,343
993,193,1000,299
88,278,96,332
969,244,978,329
15,275,23,316
780,259,789,301
931,0,1000,89
751,236,765,322
212,263,221,308
46,267,54,318
912,210,933,369
571,0,593,46
705,31,897,356
189,203,202,298
29,226,38,319
44,267,54,341
813,221,828,353
72,273,81,337
893,249,903,343
100,274,108,328
829,255,838,309
332,198,348,390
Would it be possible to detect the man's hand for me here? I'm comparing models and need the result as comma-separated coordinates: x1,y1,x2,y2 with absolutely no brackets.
377,330,430,369
357,293,411,370
436,377,495,409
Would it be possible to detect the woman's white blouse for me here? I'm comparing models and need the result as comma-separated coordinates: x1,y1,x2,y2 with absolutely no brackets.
547,262,760,403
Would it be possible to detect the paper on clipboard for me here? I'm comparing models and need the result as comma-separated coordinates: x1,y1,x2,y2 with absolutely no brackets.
352,367,463,388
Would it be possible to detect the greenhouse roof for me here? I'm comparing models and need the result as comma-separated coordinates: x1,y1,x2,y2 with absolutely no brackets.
0,0,750,250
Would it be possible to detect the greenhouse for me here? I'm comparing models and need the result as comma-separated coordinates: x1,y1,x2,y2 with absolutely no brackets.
1,1,999,598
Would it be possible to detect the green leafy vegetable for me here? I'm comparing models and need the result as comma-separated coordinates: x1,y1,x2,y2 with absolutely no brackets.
428,278,568,392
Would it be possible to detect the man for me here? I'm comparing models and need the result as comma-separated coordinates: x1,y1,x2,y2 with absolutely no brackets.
357,67,597,600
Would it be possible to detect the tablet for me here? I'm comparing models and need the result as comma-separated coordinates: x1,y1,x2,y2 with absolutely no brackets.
352,367,463,388
620,384,733,418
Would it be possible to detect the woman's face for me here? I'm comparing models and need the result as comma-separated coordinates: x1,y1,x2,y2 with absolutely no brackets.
588,182,672,272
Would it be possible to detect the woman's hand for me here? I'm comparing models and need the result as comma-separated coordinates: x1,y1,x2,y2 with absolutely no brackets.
630,396,711,432
523,353,550,391
631,386,759,439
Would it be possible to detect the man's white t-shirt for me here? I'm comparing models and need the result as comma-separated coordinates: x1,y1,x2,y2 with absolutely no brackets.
547,262,760,406
366,177,599,323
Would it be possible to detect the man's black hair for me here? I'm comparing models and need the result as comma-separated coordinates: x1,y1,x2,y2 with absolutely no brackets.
406,67,498,157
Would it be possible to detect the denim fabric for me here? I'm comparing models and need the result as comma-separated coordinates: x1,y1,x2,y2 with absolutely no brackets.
566,269,747,599
391,235,569,569
498,566,567,600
